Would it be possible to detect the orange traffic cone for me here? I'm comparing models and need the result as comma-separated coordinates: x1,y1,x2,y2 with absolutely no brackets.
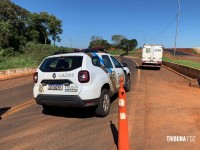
118,77,129,150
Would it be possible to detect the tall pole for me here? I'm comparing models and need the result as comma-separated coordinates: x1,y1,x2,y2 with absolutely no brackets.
70,38,72,48
174,0,180,58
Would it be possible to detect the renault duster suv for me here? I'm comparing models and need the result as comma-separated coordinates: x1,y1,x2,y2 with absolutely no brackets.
33,51,131,117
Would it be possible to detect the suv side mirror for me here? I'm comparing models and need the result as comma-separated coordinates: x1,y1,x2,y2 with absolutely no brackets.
121,63,127,67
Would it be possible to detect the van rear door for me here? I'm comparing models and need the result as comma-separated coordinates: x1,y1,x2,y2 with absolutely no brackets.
152,46,163,63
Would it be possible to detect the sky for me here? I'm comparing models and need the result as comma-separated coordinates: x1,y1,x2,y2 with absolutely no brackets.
11,0,200,48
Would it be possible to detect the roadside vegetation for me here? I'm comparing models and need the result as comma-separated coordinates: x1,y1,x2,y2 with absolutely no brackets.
0,0,67,70
163,56,200,69
109,49,142,57
0,42,72,70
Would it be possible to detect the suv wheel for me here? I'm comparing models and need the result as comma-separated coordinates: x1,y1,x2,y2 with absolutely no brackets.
124,75,131,92
95,89,110,117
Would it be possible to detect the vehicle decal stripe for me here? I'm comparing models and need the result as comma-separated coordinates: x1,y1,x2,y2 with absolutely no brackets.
85,53,116,92
85,53,109,73
92,52,104,65
107,68,112,73
91,53,116,92
92,52,112,73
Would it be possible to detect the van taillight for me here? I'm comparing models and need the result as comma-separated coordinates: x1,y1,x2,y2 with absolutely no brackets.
33,72,38,83
78,71,90,83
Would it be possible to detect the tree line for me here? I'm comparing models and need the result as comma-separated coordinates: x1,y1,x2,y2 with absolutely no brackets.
0,0,62,56
89,35,138,54
0,0,137,57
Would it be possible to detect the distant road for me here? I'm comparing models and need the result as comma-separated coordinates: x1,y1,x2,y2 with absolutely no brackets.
164,49,192,56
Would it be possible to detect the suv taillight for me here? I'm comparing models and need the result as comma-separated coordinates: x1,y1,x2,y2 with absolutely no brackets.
33,72,38,83
78,71,90,83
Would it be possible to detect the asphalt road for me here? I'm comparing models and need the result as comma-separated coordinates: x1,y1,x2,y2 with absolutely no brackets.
0,57,139,150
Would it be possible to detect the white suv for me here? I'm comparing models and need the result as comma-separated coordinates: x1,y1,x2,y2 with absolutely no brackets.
33,51,131,117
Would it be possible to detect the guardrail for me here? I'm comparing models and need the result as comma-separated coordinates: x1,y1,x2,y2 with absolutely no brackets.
162,61,200,79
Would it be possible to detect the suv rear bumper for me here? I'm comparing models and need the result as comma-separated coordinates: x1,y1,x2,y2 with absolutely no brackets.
35,94,99,107
142,61,162,66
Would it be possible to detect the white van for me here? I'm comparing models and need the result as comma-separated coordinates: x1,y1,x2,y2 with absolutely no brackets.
142,44,163,69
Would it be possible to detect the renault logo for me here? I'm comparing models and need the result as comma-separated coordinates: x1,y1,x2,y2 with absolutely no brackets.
52,73,56,78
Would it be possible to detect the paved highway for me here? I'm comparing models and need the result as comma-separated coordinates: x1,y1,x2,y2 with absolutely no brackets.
0,57,200,150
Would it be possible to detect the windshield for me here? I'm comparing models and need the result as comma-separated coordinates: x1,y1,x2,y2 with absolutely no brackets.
40,56,83,72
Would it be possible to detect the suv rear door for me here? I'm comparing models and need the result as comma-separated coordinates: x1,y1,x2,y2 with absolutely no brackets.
38,55,83,95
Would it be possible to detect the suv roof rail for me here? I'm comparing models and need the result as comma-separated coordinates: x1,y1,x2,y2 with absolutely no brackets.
83,48,108,53
53,48,108,55
53,51,72,55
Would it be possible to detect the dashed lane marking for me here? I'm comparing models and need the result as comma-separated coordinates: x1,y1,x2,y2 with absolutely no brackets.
128,58,141,139
1,99,35,119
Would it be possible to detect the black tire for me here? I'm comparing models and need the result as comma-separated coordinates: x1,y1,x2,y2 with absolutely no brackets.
95,89,110,117
124,75,131,92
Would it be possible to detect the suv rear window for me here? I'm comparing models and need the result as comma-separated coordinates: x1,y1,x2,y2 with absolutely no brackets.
40,56,83,72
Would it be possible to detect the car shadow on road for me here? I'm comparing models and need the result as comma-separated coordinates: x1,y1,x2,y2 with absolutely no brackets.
42,107,96,119
111,93,118,104
42,93,119,119
110,121,118,148
0,107,11,120
136,66,160,71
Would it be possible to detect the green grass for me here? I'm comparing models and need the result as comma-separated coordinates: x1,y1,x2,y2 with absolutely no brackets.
0,55,39,70
163,56,200,69
0,44,73,70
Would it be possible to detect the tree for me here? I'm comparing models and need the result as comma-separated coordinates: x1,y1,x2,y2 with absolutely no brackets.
48,14,62,46
119,38,138,54
0,21,12,48
0,0,30,51
89,39,110,50
111,34,126,45
28,12,62,45
129,39,138,49
0,0,63,56
91,35,103,41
